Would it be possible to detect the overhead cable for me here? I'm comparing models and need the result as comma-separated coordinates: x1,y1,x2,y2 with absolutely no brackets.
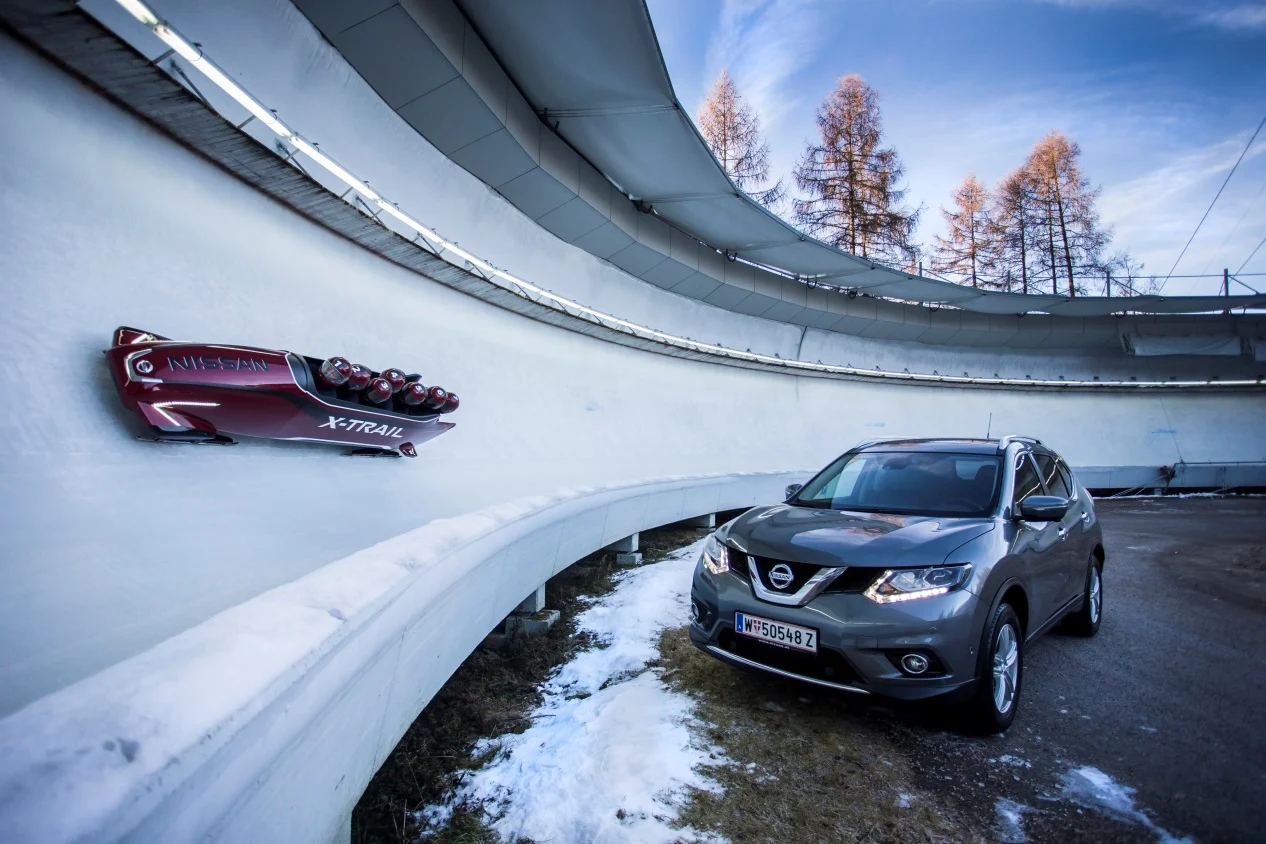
1238,233,1266,275
1160,112,1266,291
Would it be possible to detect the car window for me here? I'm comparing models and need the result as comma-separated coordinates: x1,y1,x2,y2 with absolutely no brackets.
830,456,867,498
1033,454,1071,499
1057,461,1078,500
1013,453,1042,508
794,451,1002,517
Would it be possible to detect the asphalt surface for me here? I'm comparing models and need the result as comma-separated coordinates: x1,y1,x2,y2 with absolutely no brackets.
878,497,1266,843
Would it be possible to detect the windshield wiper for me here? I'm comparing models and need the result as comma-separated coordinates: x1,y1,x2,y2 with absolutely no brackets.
790,499,833,509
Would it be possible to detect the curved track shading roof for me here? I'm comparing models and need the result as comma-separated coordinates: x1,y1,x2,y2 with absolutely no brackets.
294,0,1265,322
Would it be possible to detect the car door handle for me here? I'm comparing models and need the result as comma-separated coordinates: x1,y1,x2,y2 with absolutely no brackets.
1080,511,1091,522
1058,526,1068,540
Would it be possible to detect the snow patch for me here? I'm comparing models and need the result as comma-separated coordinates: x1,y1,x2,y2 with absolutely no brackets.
992,754,1032,769
1060,766,1192,843
994,798,1030,843
424,539,718,843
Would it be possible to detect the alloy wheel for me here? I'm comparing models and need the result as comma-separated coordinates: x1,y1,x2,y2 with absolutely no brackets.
1089,565,1101,623
992,623,1019,714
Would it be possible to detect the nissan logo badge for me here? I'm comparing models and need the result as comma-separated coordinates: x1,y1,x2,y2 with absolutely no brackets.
135,359,154,374
769,563,794,590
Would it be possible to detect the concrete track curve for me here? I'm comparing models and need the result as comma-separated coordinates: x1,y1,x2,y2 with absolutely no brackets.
1,12,1265,843
2,21,1264,719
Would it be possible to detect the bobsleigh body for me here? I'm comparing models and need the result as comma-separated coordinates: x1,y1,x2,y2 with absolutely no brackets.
105,327,455,456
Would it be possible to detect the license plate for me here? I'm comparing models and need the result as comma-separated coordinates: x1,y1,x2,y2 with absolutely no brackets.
734,612,818,653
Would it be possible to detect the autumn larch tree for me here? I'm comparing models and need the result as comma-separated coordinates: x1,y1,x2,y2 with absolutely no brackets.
792,74,920,267
990,167,1038,294
1024,131,1109,296
697,69,785,208
931,174,994,288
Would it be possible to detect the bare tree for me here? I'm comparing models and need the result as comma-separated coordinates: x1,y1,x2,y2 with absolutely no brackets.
1102,251,1159,296
1025,131,1109,296
697,69,785,208
931,174,994,288
792,75,920,266
990,168,1038,294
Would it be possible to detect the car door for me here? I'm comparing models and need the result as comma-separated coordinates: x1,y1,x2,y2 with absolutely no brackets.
1057,457,1095,602
1033,452,1080,608
1009,450,1065,628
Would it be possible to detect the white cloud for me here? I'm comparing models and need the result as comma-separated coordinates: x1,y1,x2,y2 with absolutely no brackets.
699,0,840,186
1197,3,1266,29
1037,0,1266,30
1099,135,1266,293
702,0,829,124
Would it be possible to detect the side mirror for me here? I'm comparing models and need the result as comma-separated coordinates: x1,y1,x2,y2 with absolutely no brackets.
785,483,803,501
1017,495,1071,522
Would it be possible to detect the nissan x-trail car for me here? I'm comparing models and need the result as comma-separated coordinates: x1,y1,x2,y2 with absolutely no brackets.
690,437,1104,732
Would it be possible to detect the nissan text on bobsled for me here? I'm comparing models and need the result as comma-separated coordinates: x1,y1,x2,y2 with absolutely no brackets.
105,326,458,458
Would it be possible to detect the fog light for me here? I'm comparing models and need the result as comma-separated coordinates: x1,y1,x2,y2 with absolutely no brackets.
900,653,929,675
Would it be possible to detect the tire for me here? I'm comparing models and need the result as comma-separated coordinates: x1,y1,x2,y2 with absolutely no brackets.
964,603,1023,734
1065,553,1103,637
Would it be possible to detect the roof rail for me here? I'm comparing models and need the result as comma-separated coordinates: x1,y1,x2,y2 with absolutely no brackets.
998,435,1043,449
853,436,914,450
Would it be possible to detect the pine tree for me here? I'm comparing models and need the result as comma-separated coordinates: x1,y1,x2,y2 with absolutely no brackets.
697,69,785,208
931,174,994,288
1024,132,1109,296
792,75,920,266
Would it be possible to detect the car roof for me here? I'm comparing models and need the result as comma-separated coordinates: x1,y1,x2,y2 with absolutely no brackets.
856,438,1012,455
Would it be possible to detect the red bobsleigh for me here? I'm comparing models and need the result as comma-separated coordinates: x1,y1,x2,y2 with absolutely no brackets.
105,327,458,458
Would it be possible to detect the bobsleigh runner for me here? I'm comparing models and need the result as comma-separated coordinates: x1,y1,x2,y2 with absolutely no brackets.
105,327,458,458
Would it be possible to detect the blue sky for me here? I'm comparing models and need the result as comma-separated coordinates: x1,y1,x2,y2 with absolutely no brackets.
646,0,1266,295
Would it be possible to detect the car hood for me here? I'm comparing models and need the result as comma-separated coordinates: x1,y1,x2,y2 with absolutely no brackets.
720,504,995,569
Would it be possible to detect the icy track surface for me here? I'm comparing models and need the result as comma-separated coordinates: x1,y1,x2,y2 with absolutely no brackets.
424,538,718,843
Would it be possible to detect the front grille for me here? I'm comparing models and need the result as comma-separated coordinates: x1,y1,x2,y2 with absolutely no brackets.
719,628,862,685
750,555,822,592
823,567,881,593
733,551,880,595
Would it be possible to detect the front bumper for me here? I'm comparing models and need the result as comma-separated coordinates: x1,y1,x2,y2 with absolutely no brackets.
690,563,981,702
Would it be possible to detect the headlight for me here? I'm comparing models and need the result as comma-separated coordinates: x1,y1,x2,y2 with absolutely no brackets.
701,534,729,575
864,564,972,604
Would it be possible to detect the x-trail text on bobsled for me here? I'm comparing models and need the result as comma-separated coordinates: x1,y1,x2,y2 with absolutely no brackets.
690,437,1104,733
105,326,458,458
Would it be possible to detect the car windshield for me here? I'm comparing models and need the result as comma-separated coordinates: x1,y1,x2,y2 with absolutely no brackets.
792,451,1002,517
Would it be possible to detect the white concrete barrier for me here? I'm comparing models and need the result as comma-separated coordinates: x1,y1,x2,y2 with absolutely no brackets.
0,472,801,844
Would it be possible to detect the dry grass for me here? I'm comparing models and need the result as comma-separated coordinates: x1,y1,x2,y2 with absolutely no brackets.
657,627,986,844
352,525,707,843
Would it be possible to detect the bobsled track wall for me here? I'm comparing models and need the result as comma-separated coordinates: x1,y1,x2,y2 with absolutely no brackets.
0,18,1262,844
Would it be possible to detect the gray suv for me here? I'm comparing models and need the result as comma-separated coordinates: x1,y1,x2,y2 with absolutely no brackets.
690,437,1104,732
